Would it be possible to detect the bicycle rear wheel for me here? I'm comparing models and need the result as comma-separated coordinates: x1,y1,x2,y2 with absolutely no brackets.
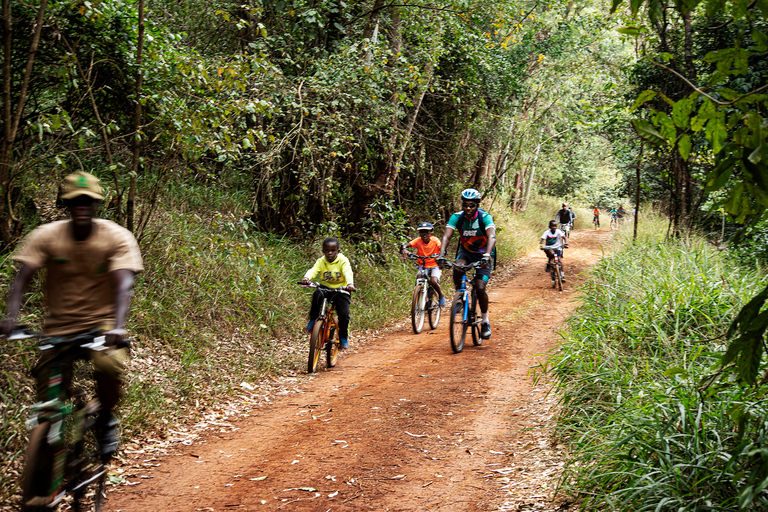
21,422,54,512
308,319,325,373
325,317,339,368
449,293,467,353
471,290,482,346
427,287,441,329
411,284,426,334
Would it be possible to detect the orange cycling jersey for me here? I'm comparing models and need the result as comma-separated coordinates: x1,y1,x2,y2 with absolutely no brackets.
406,236,441,268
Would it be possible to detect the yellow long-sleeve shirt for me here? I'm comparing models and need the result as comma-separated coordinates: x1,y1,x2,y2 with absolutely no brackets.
303,253,354,289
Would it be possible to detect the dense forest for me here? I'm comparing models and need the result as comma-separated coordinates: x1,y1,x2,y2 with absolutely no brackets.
3,0,768,508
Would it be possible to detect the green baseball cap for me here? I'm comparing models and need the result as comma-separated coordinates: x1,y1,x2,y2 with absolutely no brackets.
60,172,104,200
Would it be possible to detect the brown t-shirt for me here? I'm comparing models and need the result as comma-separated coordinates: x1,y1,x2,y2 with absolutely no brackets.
13,219,144,335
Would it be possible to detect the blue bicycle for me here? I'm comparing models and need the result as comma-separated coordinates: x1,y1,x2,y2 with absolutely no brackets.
444,260,484,353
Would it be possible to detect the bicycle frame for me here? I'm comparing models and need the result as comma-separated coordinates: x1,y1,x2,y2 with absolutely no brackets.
301,283,347,373
446,260,484,353
16,329,114,511
542,248,563,291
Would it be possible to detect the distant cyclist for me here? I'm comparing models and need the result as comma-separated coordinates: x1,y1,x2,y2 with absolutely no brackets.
592,207,600,228
617,204,627,222
401,222,445,307
1,172,143,459
555,203,575,247
540,220,567,281
437,188,496,340
301,237,355,350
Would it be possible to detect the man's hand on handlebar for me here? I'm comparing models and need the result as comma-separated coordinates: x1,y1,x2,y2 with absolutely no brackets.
104,328,128,347
480,253,490,269
436,255,447,269
0,317,16,338
346,284,356,293
300,278,310,285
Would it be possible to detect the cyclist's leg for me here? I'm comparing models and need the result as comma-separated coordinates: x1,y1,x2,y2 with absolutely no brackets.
331,291,351,348
32,347,74,402
306,288,323,332
91,340,129,459
428,267,444,305
475,272,492,338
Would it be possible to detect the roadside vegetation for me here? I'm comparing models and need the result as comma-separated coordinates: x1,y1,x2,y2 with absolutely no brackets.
547,214,768,509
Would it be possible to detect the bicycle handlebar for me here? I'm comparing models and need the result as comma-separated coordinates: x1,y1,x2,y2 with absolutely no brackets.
443,260,485,271
297,281,354,293
407,252,440,262
4,327,131,350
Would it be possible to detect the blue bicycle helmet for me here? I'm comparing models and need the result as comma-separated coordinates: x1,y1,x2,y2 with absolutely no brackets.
417,222,434,231
461,188,482,202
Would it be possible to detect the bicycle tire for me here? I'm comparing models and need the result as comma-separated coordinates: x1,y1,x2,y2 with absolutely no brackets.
427,287,441,329
555,263,563,291
308,319,325,373
411,284,426,334
325,318,339,368
21,422,54,512
449,293,466,353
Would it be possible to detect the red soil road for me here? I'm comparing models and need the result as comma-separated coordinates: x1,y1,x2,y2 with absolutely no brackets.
105,229,610,512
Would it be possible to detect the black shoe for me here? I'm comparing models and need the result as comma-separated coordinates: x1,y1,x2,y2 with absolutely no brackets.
96,410,119,461
481,322,491,339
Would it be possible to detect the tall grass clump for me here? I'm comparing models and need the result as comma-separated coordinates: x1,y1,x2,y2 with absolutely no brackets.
548,213,768,510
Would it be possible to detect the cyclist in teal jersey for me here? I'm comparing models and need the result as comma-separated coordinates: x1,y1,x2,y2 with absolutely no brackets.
437,188,496,340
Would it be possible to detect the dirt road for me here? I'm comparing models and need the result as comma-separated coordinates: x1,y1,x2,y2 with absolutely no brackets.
105,229,611,511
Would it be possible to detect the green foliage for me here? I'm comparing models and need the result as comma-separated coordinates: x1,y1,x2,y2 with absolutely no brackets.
547,216,768,509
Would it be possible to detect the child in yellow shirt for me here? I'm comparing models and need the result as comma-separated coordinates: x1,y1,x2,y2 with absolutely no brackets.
300,237,355,349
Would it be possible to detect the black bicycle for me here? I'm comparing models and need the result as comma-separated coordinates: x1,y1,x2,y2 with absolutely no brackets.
542,248,564,291
11,328,127,512
406,253,442,333
444,260,484,353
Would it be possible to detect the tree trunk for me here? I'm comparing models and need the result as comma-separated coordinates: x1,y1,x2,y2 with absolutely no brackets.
0,0,48,246
633,144,643,242
128,0,145,233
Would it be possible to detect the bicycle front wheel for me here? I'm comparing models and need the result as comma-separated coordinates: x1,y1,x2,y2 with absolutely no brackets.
21,422,54,512
450,293,467,353
325,317,339,368
428,288,441,329
411,284,426,334
308,319,325,373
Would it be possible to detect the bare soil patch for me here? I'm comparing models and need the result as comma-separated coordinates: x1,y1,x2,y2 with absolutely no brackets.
104,229,612,511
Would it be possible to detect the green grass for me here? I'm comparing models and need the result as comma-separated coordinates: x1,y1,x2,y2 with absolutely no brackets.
546,213,768,510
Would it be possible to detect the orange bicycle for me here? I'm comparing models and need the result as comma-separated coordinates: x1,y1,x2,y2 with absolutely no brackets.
299,283,350,373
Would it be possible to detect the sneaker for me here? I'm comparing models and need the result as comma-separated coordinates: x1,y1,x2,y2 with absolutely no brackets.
305,319,315,333
481,322,491,339
439,296,446,307
96,410,119,461
339,337,349,350
561,272,566,282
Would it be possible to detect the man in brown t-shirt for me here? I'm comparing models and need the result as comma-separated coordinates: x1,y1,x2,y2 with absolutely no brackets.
1,171,143,458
